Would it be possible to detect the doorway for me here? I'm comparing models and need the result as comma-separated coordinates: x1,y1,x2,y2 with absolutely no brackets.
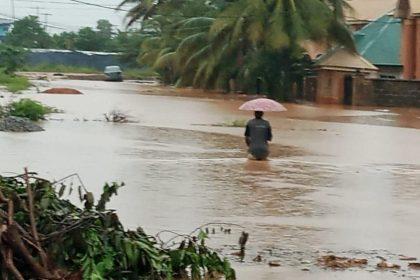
343,75,353,105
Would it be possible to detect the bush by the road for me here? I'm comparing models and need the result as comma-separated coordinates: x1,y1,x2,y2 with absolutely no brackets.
0,44,26,75
8,98,55,121
0,71,31,93
0,172,236,279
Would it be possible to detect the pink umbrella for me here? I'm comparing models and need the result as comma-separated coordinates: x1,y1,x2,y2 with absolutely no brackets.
239,98,287,112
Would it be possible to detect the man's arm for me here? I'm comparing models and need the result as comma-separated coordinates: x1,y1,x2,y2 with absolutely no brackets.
244,124,251,146
267,124,272,142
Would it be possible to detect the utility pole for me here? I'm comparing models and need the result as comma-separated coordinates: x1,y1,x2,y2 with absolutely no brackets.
30,6,41,17
10,0,16,19
41,12,52,31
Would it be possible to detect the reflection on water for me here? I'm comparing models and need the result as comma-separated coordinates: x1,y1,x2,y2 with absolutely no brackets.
1,79,420,279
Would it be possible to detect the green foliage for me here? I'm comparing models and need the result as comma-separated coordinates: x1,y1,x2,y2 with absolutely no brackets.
5,16,53,48
22,63,100,74
0,45,27,74
121,0,355,100
5,17,142,53
52,31,78,50
0,71,31,92
75,27,104,51
0,174,236,279
220,119,247,127
123,67,159,79
8,98,54,121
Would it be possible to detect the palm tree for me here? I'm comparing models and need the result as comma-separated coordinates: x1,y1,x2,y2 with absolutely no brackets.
203,0,356,97
122,0,356,99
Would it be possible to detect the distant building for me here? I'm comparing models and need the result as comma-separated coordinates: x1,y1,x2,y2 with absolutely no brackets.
0,18,13,42
395,0,420,80
303,0,420,107
312,47,378,104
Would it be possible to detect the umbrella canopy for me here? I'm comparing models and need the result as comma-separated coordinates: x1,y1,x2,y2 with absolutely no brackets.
239,98,287,112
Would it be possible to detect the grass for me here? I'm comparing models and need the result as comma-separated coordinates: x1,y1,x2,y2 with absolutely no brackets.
8,98,57,121
0,71,31,93
123,68,159,79
22,64,99,74
22,64,158,79
215,119,247,127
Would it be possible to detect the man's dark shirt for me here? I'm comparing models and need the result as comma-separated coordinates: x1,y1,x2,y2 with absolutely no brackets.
244,118,272,151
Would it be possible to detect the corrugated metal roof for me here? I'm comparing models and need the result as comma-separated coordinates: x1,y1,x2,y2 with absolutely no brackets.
315,47,378,71
29,48,121,56
0,19,13,25
355,14,401,66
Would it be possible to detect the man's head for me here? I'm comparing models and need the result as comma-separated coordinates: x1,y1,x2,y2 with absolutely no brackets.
254,111,264,119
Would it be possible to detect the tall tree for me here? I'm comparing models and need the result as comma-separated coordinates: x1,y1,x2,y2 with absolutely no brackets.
5,16,53,48
75,27,102,51
52,32,78,50
122,0,356,99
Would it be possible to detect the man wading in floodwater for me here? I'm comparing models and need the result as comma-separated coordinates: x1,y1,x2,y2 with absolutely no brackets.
244,111,272,160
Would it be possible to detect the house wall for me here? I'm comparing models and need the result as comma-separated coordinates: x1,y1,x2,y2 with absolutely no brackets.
416,18,420,79
304,74,420,107
316,70,346,104
303,76,317,101
401,17,420,79
377,65,404,79
369,78,420,107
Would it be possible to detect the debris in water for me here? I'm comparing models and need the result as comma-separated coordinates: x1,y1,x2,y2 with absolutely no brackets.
408,263,420,269
104,110,129,123
239,231,249,251
224,228,231,234
253,255,262,262
301,268,310,271
399,256,417,261
377,261,401,269
268,261,281,267
318,255,368,269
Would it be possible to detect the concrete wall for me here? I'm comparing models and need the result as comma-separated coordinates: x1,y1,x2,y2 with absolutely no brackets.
368,78,420,107
316,70,346,104
25,49,123,70
305,73,420,107
377,65,404,79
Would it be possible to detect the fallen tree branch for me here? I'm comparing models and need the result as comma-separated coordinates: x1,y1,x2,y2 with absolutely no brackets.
23,168,49,269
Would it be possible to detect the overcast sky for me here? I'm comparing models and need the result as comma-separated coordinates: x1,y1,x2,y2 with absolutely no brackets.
0,0,138,33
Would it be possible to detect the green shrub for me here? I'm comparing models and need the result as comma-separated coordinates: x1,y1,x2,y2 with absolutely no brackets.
218,119,247,127
9,98,54,121
0,71,31,92
0,45,26,74
22,63,99,74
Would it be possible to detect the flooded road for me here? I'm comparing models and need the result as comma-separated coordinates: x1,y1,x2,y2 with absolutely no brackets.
1,79,420,279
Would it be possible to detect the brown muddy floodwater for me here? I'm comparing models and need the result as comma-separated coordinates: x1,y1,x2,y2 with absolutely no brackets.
1,79,420,279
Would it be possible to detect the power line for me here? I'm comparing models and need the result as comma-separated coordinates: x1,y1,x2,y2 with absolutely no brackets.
10,0,16,19
14,0,79,5
67,0,128,11
0,11,68,30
